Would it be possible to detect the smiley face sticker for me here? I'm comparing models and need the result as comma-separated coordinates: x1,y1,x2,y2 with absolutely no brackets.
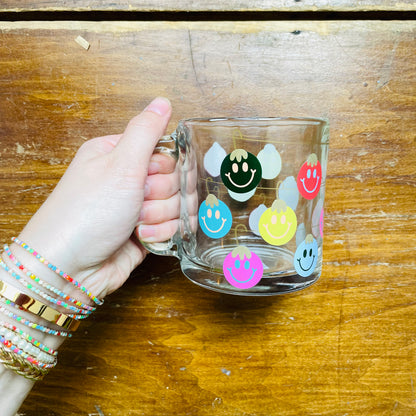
221,149,262,197
259,199,297,246
198,194,232,239
294,234,318,277
297,153,322,200
223,245,263,289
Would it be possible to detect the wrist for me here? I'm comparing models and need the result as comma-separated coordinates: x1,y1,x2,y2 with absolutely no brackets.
13,232,102,308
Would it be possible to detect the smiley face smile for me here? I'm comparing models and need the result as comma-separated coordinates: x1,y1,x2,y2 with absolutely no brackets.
201,217,227,234
225,169,256,189
297,255,316,272
300,177,320,194
263,222,292,241
227,267,257,283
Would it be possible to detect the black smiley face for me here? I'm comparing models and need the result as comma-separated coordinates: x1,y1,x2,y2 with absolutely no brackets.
220,149,262,193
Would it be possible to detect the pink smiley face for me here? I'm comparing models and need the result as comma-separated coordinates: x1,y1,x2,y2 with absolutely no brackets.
297,153,322,200
223,246,263,290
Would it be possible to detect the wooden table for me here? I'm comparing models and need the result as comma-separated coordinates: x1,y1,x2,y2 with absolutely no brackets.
0,2,415,415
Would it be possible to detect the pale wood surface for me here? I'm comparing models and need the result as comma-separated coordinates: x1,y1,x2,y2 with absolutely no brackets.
0,20,415,415
1,0,416,12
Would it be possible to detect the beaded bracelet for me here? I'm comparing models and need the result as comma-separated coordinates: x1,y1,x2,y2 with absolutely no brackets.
0,279,80,331
3,244,95,313
0,262,87,321
0,297,72,337
0,334,56,368
0,329,56,365
0,320,58,356
0,257,91,317
12,237,104,306
0,343,49,381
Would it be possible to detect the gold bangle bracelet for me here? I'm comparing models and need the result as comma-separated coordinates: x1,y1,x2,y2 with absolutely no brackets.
0,280,80,331
0,343,48,381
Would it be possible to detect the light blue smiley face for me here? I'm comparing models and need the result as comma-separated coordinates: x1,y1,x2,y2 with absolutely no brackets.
198,194,232,239
294,234,318,277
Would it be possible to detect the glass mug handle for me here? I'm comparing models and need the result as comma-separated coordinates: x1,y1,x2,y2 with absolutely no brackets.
139,132,181,258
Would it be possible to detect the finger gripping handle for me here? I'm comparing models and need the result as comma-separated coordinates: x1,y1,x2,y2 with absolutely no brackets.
140,133,180,258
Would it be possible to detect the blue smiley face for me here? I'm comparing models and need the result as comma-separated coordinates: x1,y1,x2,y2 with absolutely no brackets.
294,234,318,277
198,194,232,239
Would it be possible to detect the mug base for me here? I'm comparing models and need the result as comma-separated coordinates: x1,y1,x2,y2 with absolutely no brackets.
180,244,321,296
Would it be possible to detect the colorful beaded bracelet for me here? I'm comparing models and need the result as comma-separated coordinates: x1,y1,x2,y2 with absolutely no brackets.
0,261,87,321
0,257,91,317
3,244,95,313
0,340,55,372
0,320,58,356
0,334,56,367
0,297,72,337
0,329,56,366
0,343,49,381
0,279,80,331
12,237,104,306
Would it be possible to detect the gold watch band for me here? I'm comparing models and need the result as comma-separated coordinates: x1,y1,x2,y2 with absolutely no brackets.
0,279,80,331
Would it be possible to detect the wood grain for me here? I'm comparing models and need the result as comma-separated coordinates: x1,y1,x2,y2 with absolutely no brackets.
0,21,415,415
1,0,416,12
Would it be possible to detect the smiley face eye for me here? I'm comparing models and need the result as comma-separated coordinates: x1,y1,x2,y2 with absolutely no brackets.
207,209,212,218
242,162,248,172
303,249,307,257
307,169,311,179
280,214,286,225
234,259,241,269
271,214,277,225
313,169,317,178
232,163,238,173
244,260,250,270
215,210,220,219
309,248,313,256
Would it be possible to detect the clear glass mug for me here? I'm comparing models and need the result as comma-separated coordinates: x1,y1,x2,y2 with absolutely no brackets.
141,118,329,296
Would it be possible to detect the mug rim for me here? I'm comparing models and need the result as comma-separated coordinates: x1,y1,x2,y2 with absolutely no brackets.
180,116,328,127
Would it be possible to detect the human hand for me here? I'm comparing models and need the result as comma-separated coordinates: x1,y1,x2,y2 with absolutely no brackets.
17,97,179,301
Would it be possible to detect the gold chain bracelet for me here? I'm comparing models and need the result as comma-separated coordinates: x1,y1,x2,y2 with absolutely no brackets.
0,343,49,381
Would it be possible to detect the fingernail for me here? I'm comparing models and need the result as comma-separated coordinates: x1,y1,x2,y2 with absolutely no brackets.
148,161,160,175
144,181,150,198
138,206,146,222
138,224,156,241
144,97,171,117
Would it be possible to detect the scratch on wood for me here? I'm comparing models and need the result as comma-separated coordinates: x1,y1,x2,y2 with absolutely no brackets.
95,405,105,416
187,30,204,94
16,185,48,194
377,38,399,89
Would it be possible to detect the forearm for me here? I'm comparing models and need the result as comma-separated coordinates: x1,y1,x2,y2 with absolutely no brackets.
0,97,173,414
0,233,97,415
0,363,35,416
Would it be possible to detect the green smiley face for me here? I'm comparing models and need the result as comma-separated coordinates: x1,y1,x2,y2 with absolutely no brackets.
220,149,262,193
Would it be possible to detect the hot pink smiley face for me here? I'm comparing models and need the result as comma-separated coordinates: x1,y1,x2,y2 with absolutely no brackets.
297,153,322,200
223,246,263,290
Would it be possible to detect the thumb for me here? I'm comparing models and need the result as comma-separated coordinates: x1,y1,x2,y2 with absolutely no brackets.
113,97,172,174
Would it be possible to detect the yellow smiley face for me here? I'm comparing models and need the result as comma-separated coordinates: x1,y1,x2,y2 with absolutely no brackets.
259,199,297,246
